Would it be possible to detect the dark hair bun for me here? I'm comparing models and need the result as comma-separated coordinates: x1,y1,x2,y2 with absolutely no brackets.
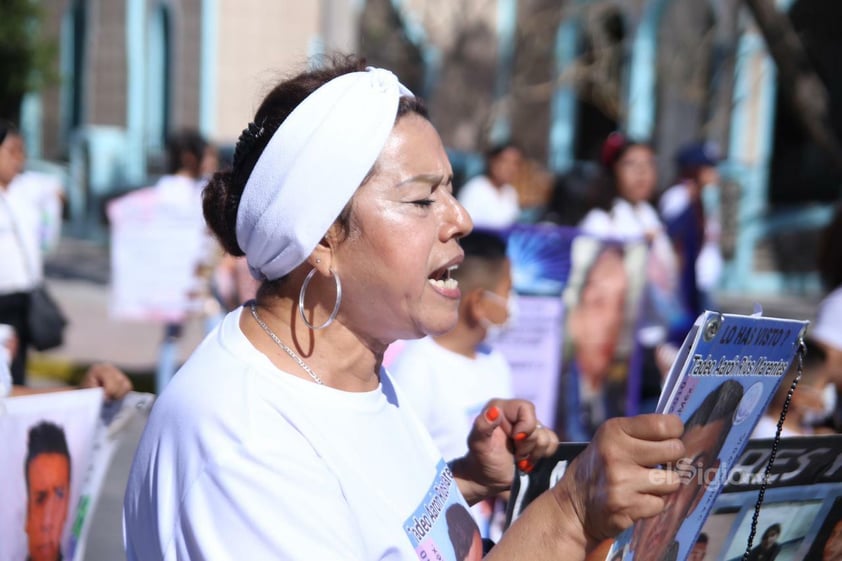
203,170,246,256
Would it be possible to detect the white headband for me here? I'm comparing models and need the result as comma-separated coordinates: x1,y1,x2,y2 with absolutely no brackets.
236,67,414,280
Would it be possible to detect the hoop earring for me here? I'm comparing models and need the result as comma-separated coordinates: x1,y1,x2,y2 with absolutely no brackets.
298,267,342,330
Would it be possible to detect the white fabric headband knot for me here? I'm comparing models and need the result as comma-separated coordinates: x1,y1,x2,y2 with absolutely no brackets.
236,67,414,280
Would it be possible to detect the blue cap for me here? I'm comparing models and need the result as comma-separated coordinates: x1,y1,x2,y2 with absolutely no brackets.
675,141,721,170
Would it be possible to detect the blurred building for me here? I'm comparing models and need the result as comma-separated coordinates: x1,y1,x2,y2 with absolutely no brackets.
18,0,841,297
22,0,354,238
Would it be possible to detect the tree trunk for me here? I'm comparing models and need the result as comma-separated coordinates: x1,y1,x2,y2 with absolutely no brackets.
709,0,740,154
742,0,842,173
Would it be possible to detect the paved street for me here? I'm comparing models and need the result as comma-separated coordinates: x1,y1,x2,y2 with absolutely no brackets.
32,236,823,561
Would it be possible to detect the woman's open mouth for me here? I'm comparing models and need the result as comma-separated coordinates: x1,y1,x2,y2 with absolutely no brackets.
428,265,460,298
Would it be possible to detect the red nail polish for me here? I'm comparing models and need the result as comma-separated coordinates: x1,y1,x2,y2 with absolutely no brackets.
485,406,500,422
518,458,533,472
515,432,527,441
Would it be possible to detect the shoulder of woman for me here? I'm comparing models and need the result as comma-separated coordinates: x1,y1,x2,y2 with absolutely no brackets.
458,174,493,197
579,208,612,234
633,201,665,229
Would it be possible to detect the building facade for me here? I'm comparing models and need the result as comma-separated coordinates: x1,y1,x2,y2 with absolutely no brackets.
20,0,841,296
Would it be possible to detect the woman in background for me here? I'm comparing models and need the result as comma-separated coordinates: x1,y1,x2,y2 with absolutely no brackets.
579,132,683,411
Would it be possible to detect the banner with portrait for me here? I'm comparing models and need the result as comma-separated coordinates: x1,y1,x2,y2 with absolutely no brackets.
489,224,576,430
489,225,648,439
505,435,842,561
0,390,154,561
107,186,208,323
700,435,842,561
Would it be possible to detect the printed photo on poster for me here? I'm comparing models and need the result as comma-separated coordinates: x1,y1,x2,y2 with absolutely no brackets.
402,460,483,561
607,312,807,561
697,507,740,561
508,435,842,561
556,235,647,440
722,500,824,561
802,496,842,561
0,389,102,561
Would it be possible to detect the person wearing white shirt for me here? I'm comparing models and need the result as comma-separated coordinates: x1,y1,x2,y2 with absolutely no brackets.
8,170,65,254
149,129,216,391
578,132,682,411
0,323,14,397
0,121,44,385
812,207,842,431
124,59,686,561
457,143,522,228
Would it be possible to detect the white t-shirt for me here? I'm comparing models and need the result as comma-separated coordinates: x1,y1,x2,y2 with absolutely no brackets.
457,175,520,229
580,198,664,240
812,286,842,352
123,308,478,561
0,187,42,293
8,170,65,254
389,337,514,461
579,198,679,346
752,415,804,439
0,347,11,397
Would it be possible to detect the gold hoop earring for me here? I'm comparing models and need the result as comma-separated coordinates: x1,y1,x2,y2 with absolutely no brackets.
298,268,342,330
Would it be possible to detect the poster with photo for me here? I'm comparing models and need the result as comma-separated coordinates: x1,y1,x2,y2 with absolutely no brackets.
607,311,808,561
0,389,101,561
0,390,155,561
802,496,842,561
720,499,824,561
554,234,647,440
711,436,842,561
507,435,842,561
108,186,207,322
695,508,739,561
486,225,648,439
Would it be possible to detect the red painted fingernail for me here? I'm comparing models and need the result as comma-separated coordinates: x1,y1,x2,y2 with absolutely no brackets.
515,432,527,441
523,462,534,474
517,458,530,471
485,406,500,422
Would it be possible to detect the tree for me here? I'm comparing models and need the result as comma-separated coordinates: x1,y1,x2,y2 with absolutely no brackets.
0,0,57,123
743,0,842,173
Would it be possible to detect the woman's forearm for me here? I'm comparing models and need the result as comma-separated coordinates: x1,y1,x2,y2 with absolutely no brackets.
486,488,588,561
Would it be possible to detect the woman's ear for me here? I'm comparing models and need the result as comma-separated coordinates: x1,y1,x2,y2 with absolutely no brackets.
308,221,348,275
306,238,334,276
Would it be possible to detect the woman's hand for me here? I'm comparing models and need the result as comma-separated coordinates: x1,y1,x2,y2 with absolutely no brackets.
451,398,559,504
556,413,685,549
486,413,684,560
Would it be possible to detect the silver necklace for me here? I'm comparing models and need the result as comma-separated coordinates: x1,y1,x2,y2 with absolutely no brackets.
249,303,324,385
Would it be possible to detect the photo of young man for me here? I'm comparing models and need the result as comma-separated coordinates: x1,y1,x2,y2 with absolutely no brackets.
24,421,71,561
